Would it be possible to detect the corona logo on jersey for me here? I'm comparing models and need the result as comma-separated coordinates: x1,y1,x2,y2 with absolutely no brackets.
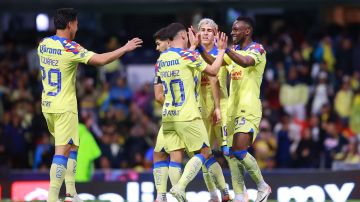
231,70,243,80
157,59,180,69
39,45,62,55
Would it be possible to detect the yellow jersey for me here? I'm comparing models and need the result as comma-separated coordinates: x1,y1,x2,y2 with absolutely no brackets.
156,47,207,122
38,35,95,114
224,42,266,117
199,47,228,120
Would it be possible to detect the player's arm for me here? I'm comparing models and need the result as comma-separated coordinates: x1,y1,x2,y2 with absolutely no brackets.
153,76,164,105
188,28,227,66
202,32,228,76
209,76,221,124
225,49,255,67
88,38,143,66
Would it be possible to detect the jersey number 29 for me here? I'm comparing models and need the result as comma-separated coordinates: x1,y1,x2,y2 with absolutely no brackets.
40,66,62,96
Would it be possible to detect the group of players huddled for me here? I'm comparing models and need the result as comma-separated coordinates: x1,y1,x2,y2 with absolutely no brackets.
38,7,270,202
151,18,271,202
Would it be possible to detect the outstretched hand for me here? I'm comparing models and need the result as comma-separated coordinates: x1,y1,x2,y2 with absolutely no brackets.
188,27,200,48
216,32,228,50
124,37,143,52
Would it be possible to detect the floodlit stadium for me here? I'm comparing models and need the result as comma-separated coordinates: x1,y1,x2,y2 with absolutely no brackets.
0,0,360,201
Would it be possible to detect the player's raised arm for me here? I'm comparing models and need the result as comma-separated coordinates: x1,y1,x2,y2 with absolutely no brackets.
202,32,228,76
225,48,255,68
88,37,143,66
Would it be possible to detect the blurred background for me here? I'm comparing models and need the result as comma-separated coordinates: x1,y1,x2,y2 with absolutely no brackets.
0,0,360,201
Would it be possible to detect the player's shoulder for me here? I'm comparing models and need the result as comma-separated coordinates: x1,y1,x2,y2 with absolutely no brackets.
179,49,200,62
161,47,199,62
50,35,83,55
246,42,266,55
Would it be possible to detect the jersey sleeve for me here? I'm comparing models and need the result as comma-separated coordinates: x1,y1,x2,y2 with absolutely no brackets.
68,42,95,64
154,61,162,85
247,43,266,66
224,53,232,66
225,64,234,72
181,50,207,72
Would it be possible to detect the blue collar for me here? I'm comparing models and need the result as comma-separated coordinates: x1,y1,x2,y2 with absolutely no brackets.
237,42,256,51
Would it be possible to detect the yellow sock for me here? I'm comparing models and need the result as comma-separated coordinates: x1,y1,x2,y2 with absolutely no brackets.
48,155,67,202
202,165,216,192
205,157,229,197
153,161,169,196
226,156,245,194
177,154,204,190
65,151,77,196
169,161,182,186
235,151,265,186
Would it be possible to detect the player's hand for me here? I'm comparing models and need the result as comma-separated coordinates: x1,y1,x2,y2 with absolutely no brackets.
188,27,200,49
124,37,143,52
212,107,221,125
222,145,230,156
217,32,228,50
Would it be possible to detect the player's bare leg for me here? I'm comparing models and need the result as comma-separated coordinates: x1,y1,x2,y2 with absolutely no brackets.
153,151,170,202
232,133,271,202
48,144,72,202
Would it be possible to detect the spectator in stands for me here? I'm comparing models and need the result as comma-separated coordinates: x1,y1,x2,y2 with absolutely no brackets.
280,67,309,121
294,128,317,168
334,76,353,126
33,132,53,171
311,71,332,115
105,77,132,115
99,37,124,83
274,113,301,168
350,89,360,134
336,37,353,75
3,112,29,168
323,121,349,169
254,119,277,169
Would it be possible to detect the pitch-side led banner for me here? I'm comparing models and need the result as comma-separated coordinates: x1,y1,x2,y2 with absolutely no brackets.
5,170,360,202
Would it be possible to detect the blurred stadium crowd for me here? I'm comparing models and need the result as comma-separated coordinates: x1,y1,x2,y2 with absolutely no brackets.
0,19,360,172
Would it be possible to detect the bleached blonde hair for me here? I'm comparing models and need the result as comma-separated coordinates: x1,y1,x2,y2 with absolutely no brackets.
197,18,218,32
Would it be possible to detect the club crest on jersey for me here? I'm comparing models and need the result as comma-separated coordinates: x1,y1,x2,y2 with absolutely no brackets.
201,75,210,86
249,43,265,55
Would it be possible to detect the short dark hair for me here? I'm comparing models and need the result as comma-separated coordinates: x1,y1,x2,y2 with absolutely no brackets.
165,23,186,40
153,27,169,41
54,8,77,30
236,16,255,31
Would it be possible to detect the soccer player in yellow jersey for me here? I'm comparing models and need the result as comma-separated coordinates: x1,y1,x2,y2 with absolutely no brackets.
156,22,227,202
199,16,271,202
38,8,142,202
153,27,185,202
196,18,250,202
195,18,232,202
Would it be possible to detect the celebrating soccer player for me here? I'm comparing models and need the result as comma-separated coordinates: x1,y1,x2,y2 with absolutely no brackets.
156,22,227,202
198,16,271,202
38,8,142,202
152,27,185,202
190,18,232,202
